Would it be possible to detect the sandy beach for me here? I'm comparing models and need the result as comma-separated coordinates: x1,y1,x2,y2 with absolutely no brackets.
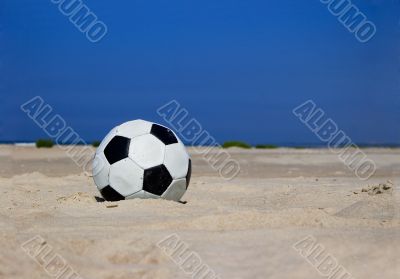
0,145,399,279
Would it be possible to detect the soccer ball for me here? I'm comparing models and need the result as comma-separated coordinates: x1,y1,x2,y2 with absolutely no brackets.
92,120,191,202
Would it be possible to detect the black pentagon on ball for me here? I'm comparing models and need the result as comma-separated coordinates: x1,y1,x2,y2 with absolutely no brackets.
186,159,192,189
100,185,125,201
150,124,178,145
104,136,130,165
143,164,173,196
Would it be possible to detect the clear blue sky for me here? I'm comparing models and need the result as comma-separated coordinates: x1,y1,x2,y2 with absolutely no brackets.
1,0,399,145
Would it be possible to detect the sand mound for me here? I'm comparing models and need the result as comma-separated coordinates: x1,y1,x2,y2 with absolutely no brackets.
360,180,394,195
335,200,395,220
57,192,96,204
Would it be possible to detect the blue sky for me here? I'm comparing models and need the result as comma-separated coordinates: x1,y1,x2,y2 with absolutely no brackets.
1,0,399,145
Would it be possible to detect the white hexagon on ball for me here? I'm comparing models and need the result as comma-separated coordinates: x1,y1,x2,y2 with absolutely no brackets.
126,190,160,199
109,158,144,196
92,152,110,190
164,142,190,179
162,179,187,201
116,119,152,139
129,134,165,169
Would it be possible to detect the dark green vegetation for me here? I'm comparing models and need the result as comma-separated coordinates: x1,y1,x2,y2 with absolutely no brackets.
222,141,252,149
92,141,101,147
35,139,54,148
255,144,278,149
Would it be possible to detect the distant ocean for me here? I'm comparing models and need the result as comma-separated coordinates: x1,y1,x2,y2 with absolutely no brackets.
13,142,36,147
0,141,36,145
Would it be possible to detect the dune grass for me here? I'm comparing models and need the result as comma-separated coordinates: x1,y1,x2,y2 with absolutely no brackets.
255,144,278,149
92,141,101,147
36,139,54,148
222,141,252,149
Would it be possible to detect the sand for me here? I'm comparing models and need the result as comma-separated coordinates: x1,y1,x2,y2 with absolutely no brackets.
0,145,399,279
